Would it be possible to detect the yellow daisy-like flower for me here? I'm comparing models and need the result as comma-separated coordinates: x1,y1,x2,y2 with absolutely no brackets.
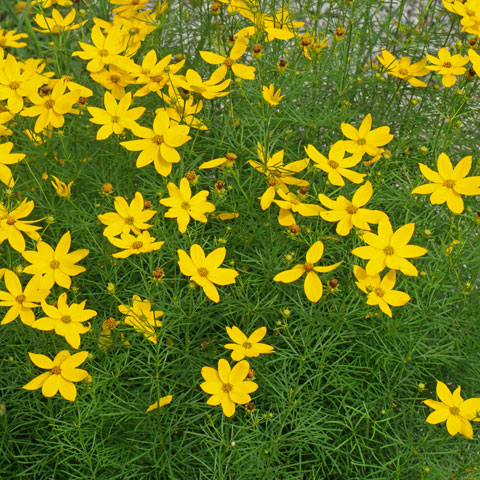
200,358,258,417
426,48,469,88
262,84,284,106
353,266,410,318
0,141,26,187
199,152,237,169
224,326,274,361
160,178,215,233
23,350,89,401
33,292,96,349
376,49,429,87
146,395,173,413
108,231,164,258
423,380,480,440
305,141,365,187
118,295,163,344
51,175,73,199
411,153,480,214
177,244,238,303
273,241,342,302
32,8,86,34
352,218,427,277
22,231,89,289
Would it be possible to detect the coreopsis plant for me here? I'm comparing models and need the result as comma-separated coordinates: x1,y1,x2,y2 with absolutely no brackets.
0,270,50,326
425,48,469,87
353,266,410,317
271,190,322,227
224,326,274,361
199,152,237,169
32,8,86,34
98,191,157,237
23,350,89,401
0,198,42,252
31,0,73,6
175,68,231,99
20,81,81,133
262,84,284,106
90,65,135,99
0,141,25,187
159,178,215,233
305,141,365,187
273,241,342,302
51,175,73,199
33,293,96,349
423,380,480,439
0,28,28,48
200,359,258,417
200,36,256,80
340,114,394,158
88,92,145,140
411,153,480,213
22,231,89,289
120,109,191,177
468,48,480,75
376,49,429,86
108,231,164,258
118,295,163,344
146,395,173,413
318,181,387,236
177,244,238,303
352,218,427,276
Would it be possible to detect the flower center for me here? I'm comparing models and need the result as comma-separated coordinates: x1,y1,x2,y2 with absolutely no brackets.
181,201,190,210
374,287,385,297
444,179,456,189
16,294,26,304
151,75,164,83
303,262,314,272
9,81,20,90
357,138,366,145
61,315,72,324
443,62,451,69
110,75,120,83
398,68,408,76
222,383,233,393
6,216,16,225
346,205,358,215
44,99,55,109
152,134,164,145
383,246,395,255
224,58,234,68
132,241,143,250
450,406,460,415
328,160,339,169
111,115,120,123
105,317,117,329
99,49,109,57
198,267,209,277
242,342,252,349
51,366,62,375
50,260,60,269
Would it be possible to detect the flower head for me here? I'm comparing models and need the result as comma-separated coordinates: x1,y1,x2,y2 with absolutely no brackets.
262,84,284,106
51,175,73,198
426,48,469,87
33,8,86,34
108,230,164,258
200,358,258,417
224,326,274,361
0,141,25,187
376,49,429,87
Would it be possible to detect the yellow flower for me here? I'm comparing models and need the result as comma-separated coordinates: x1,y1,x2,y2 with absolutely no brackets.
318,181,387,236
423,380,480,440
352,218,427,277
108,231,164,258
0,142,25,187
426,48,469,87
0,270,50,325
160,178,215,233
33,8,86,34
87,91,145,140
0,198,42,252
376,49,429,87
118,295,163,344
353,266,410,317
305,141,365,187
51,175,73,198
272,189,323,226
177,244,238,303
411,153,480,214
273,241,342,302
22,231,89,289
120,109,191,177
0,28,28,48
90,65,135,100
200,36,255,80
199,152,237,169
200,359,258,417
98,192,157,237
262,84,284,106
468,48,480,76
23,350,89,401
340,114,394,158
33,292,96,349
224,326,274,361
175,68,231,100
146,395,173,413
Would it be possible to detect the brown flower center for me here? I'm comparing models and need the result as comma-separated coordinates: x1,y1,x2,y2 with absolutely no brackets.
152,135,164,145
374,287,385,298
99,49,109,57
328,160,339,169
198,267,209,277
132,241,143,250
111,115,120,123
303,262,314,272
242,342,252,349
357,138,366,145
399,68,408,76
6,216,16,225
383,246,395,255
450,406,460,415
110,75,120,84
50,260,60,269
105,317,117,329
222,383,233,393
346,205,358,215
224,58,234,68
444,179,456,189
9,81,20,90
181,201,190,210
44,99,55,109
443,62,451,69
267,177,277,187
61,315,72,324
124,216,134,225
51,366,62,375
16,294,26,304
